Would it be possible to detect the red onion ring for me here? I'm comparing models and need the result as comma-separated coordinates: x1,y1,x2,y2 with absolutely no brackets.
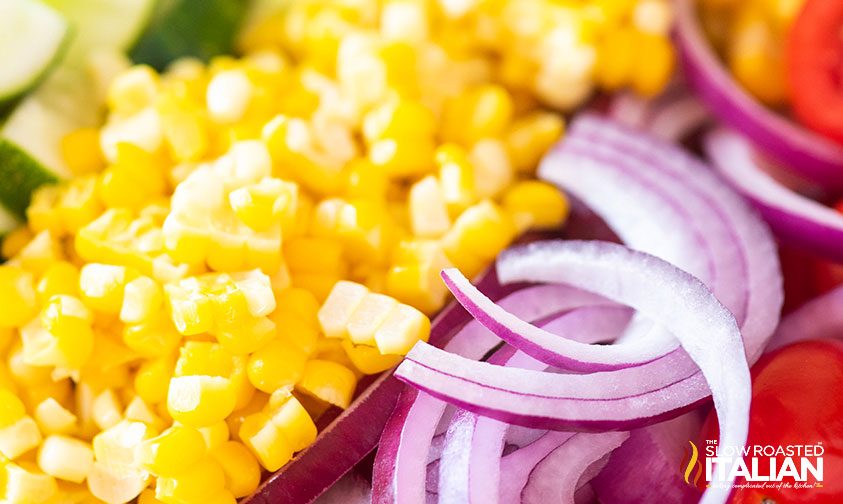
704,128,843,263
674,0,843,188
767,285,843,352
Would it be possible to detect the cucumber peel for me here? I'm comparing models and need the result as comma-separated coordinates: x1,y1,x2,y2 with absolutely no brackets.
0,139,59,220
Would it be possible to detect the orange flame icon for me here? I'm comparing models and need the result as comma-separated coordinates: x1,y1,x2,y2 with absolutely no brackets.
680,441,703,486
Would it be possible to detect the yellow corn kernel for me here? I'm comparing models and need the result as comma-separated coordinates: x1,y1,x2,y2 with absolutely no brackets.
373,304,430,355
502,180,570,231
344,159,388,200
59,175,104,234
174,341,234,378
632,31,675,98
98,144,167,210
368,137,435,178
36,261,80,304
238,412,292,471
92,389,123,431
155,457,226,504
291,273,342,303
296,360,357,409
505,112,565,174
309,198,343,237
79,264,137,314
37,435,93,483
135,357,174,405
335,198,395,263
441,84,514,145
138,425,207,477
386,239,453,315
0,389,25,428
346,293,398,347
108,66,160,116
8,343,51,386
86,461,149,504
139,489,166,504
14,230,62,276
210,441,261,498
442,200,517,273
230,178,298,232
318,281,370,339
274,287,320,328
33,398,77,435
26,186,62,236
1,227,33,259
0,266,37,327
246,339,307,393
408,175,450,238
23,295,94,371
167,375,237,428
159,103,210,163
267,391,317,451
207,70,254,124
124,396,166,432
196,420,230,450
3,461,58,504
436,144,477,214
341,339,402,374
362,99,436,145
22,380,72,415
120,276,164,324
469,139,514,199
230,355,257,411
165,282,214,336
284,237,346,277
271,309,319,355
596,27,637,91
0,416,42,459
61,128,104,175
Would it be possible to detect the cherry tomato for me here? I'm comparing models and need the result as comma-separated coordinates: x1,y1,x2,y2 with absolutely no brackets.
701,340,843,504
786,0,843,145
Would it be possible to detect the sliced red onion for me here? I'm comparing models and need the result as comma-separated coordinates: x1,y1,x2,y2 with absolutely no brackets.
521,432,629,504
500,431,576,503
609,89,710,142
592,412,704,504
767,285,843,351
565,114,782,363
396,240,751,504
705,128,843,263
437,306,632,504
674,0,843,188
373,285,610,504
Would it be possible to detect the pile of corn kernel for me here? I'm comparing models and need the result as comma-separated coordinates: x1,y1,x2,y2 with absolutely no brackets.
0,1,673,502
699,0,804,106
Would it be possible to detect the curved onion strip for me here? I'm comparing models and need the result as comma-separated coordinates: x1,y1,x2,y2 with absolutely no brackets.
567,114,782,362
674,0,843,188
521,432,630,504
246,269,509,504
767,285,843,352
372,285,611,504
591,412,703,503
437,306,633,504
705,128,843,263
499,431,576,503
396,241,751,504
609,89,710,142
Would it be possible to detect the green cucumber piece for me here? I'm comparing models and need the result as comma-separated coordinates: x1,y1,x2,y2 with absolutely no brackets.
131,0,248,70
0,139,59,220
0,0,71,115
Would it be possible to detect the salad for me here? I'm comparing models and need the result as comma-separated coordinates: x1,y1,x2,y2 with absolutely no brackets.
0,0,839,504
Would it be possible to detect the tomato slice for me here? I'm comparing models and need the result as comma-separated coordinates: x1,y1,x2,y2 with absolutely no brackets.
787,0,843,145
701,340,843,503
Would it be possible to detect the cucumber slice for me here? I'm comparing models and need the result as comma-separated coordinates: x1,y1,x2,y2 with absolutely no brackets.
0,139,59,220
0,0,70,115
0,204,21,238
131,0,248,70
44,0,157,64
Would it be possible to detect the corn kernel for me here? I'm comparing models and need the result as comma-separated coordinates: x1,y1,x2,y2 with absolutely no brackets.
79,264,136,314
86,461,149,504
267,392,317,451
92,389,123,431
442,200,517,276
167,375,237,428
632,32,675,98
341,339,402,374
296,360,357,409
373,304,430,355
120,276,164,324
408,175,451,238
138,425,207,477
196,420,230,450
61,128,105,175
108,66,160,117
362,99,436,144
135,358,174,405
4,462,58,504
441,84,514,145
436,144,477,214
155,457,226,503
124,396,166,431
368,137,435,178
36,261,80,304
139,489,166,504
469,139,513,199
98,143,167,209
15,230,62,276
0,416,42,459
238,412,291,471
285,237,345,276
275,287,320,328
502,180,570,231
174,341,234,378
0,266,37,327
271,309,319,355
37,435,93,483
1,227,32,259
207,70,254,123
317,281,370,339
346,293,398,346
210,441,261,498
23,295,94,371
386,239,453,315
246,339,307,393
34,398,77,435
596,27,637,91
0,389,25,428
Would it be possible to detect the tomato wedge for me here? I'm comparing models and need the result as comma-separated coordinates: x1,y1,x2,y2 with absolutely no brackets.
787,0,843,145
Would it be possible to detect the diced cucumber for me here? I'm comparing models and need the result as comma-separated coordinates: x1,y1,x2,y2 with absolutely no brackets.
131,0,249,70
0,0,70,115
0,139,59,220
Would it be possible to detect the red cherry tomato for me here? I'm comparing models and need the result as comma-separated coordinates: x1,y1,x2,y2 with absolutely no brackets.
787,0,843,145
701,340,843,504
